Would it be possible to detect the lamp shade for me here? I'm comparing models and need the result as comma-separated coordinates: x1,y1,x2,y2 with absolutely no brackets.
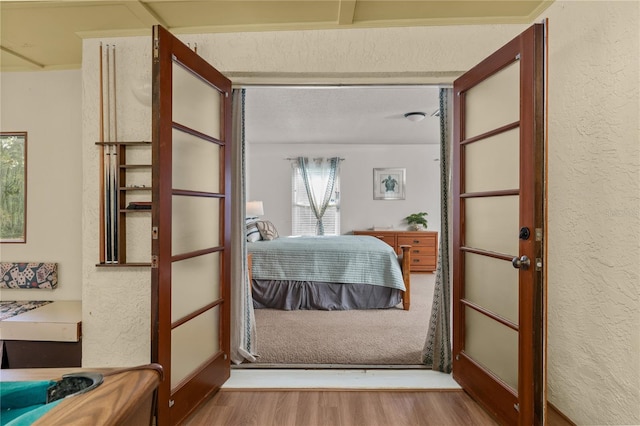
246,201,264,217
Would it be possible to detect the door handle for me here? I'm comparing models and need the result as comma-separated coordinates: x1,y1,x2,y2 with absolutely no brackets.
512,255,531,270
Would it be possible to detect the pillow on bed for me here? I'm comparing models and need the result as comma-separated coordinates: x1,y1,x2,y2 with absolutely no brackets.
246,218,262,242
256,220,279,240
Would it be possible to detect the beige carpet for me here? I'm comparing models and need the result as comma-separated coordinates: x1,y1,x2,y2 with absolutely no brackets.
252,273,435,365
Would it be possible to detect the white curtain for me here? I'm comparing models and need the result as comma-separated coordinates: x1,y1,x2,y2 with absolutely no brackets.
295,157,341,235
230,88,257,364
422,88,453,372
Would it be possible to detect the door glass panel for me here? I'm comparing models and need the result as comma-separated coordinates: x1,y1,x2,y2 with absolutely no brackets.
465,307,518,390
465,196,518,255
172,61,222,139
171,306,220,390
465,253,518,324
465,61,520,139
172,252,221,322
172,195,220,255
464,128,519,193
172,129,221,194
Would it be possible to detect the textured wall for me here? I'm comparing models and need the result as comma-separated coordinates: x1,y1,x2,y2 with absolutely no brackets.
0,70,83,301
180,24,524,83
81,37,153,367
542,1,640,424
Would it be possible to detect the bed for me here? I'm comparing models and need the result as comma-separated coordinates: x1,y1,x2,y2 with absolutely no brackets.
247,235,411,311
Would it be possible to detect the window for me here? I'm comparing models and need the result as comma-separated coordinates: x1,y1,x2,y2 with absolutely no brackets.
292,159,340,236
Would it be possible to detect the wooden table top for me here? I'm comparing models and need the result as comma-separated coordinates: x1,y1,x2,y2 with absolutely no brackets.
1,364,162,426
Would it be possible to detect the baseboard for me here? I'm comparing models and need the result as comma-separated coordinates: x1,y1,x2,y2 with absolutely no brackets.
548,402,576,426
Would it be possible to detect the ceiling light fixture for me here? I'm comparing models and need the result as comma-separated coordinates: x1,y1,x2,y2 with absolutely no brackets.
404,112,426,122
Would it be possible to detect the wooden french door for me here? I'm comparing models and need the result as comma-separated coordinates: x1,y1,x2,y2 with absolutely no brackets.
151,25,232,426
452,24,545,425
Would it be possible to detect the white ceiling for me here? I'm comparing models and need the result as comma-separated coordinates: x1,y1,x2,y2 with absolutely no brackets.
245,85,442,145
1,0,553,72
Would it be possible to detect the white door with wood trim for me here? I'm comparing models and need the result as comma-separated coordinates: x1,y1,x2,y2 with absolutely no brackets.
452,24,546,425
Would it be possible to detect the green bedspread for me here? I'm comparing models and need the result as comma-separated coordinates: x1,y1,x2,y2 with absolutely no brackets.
247,235,406,291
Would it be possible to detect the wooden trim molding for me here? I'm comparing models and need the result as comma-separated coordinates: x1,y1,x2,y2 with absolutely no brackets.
547,402,576,426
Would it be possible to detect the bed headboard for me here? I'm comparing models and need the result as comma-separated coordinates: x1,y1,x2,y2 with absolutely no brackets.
0,262,58,289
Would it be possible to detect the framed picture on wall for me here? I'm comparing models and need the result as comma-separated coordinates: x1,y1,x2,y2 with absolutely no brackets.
373,168,405,200
0,132,27,243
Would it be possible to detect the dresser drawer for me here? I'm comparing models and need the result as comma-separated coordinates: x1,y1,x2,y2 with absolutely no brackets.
368,235,396,248
407,246,436,256
353,231,396,248
398,235,436,247
410,255,437,271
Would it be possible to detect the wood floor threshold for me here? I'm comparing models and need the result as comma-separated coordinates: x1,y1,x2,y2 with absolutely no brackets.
220,387,464,393
233,363,432,369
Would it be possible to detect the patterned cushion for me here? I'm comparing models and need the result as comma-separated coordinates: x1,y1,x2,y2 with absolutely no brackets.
0,300,53,320
0,263,58,289
246,218,262,242
256,220,279,241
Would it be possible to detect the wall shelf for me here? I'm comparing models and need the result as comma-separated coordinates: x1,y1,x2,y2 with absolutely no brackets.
95,263,151,268
95,141,151,146
96,140,152,266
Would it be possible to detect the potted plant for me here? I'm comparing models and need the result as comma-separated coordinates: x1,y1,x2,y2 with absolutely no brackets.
404,212,428,231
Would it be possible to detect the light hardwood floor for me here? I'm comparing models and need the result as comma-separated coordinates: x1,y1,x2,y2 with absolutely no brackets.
183,389,500,425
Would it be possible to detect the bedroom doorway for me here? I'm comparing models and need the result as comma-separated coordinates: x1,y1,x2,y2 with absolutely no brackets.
240,84,444,368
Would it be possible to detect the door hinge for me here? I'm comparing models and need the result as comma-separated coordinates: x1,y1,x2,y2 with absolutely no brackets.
535,258,543,271
152,226,158,239
151,255,159,269
169,399,175,408
153,37,159,60
514,403,520,412
535,228,543,242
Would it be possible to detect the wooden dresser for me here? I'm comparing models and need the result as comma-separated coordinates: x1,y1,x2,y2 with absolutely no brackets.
353,230,439,272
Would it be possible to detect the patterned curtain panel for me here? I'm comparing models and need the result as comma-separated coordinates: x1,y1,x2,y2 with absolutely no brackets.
230,88,257,364
422,88,453,372
295,157,341,235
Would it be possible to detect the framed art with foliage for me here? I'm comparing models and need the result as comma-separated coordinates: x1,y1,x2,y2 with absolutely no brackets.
1,132,27,243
